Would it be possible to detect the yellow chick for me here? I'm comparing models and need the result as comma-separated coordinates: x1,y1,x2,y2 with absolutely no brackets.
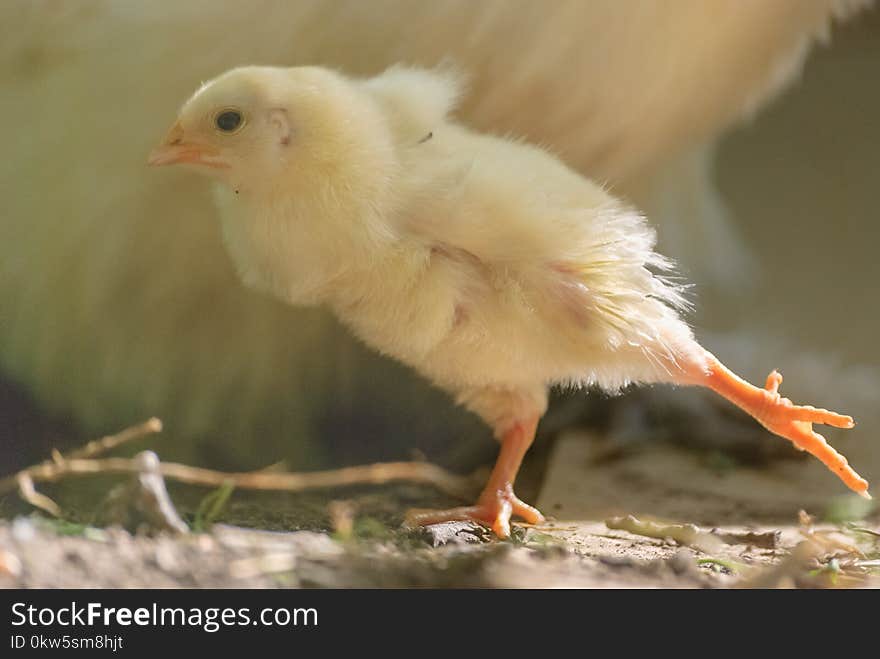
150,65,869,537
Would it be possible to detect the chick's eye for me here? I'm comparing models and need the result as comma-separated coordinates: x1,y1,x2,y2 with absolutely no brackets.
215,109,243,133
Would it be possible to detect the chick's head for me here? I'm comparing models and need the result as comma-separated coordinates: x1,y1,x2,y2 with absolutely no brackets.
149,66,396,201
149,66,402,301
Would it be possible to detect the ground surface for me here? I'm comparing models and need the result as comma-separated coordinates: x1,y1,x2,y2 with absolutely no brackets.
2,432,877,589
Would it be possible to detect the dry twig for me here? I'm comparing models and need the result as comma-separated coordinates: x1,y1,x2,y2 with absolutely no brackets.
65,418,164,460
798,510,865,558
1,419,477,517
328,500,356,540
16,473,62,517
735,540,822,588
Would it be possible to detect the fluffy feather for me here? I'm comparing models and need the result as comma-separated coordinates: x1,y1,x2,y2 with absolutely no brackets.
361,65,463,142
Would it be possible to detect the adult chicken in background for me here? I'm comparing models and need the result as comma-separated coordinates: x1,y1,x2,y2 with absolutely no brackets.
0,1,872,477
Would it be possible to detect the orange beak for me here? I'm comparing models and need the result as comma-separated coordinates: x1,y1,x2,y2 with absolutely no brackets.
147,121,228,169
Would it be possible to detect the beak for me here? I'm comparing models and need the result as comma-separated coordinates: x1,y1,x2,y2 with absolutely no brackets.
147,121,228,169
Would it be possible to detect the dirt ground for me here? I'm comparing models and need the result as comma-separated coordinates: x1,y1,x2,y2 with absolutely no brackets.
2,430,877,589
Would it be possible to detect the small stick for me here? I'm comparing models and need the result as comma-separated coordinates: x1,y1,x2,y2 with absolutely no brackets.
736,540,822,589
3,458,475,500
3,419,161,517
16,473,61,517
797,510,865,558
64,417,163,460
846,524,880,539
328,500,356,540
1,420,476,517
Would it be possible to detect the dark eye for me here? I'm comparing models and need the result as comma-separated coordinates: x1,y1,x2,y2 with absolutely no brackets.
215,109,243,133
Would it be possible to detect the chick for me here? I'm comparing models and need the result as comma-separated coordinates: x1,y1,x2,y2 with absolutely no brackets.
150,65,869,537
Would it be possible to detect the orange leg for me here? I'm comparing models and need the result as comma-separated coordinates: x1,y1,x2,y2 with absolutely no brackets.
693,352,869,498
406,417,544,538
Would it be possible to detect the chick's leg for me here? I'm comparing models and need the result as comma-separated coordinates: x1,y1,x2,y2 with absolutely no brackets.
406,416,544,538
687,351,869,498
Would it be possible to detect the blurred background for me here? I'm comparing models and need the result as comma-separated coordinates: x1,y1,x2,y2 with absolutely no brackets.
1,1,877,514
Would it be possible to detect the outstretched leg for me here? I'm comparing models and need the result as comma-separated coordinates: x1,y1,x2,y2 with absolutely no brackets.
407,416,544,538
687,351,869,498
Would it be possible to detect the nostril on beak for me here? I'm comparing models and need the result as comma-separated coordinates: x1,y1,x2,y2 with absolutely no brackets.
163,121,185,147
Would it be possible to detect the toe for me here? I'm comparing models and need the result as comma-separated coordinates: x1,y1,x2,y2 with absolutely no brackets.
511,497,545,525
785,423,869,494
492,499,513,538
792,405,854,428
407,490,545,539
765,370,783,393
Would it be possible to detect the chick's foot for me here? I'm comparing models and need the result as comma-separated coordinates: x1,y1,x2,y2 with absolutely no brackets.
407,484,544,539
407,415,543,538
698,353,869,497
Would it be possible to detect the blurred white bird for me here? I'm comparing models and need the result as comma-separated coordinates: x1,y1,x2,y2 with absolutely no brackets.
150,65,868,537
